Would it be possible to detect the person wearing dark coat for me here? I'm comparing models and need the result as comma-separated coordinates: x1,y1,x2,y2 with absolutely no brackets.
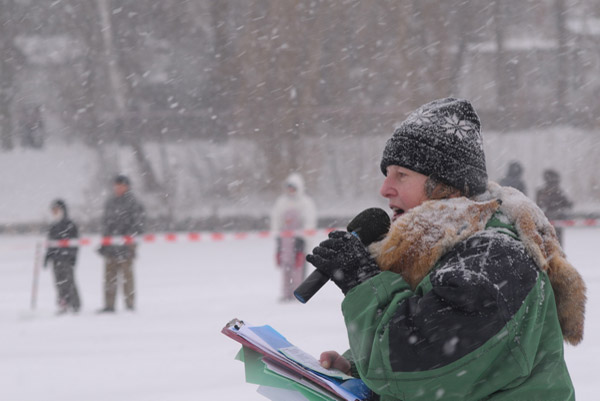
45,199,81,314
536,169,573,245
97,175,145,313
499,160,527,195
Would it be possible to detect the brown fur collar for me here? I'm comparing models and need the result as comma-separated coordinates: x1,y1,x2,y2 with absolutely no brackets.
370,182,586,345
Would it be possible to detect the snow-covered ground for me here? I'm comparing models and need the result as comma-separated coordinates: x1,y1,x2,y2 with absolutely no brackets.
1,227,598,401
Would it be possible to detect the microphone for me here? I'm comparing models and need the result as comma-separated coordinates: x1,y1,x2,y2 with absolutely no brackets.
294,207,391,303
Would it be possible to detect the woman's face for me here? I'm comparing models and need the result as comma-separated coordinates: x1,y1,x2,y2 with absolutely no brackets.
380,165,429,221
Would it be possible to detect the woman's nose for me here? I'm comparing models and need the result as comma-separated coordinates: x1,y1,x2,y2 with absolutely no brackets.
380,176,395,198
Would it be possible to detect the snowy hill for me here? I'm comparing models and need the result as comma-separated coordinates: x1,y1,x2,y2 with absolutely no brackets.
3,126,599,231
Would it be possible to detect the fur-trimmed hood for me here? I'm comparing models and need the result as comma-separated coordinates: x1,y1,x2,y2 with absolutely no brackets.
370,182,586,345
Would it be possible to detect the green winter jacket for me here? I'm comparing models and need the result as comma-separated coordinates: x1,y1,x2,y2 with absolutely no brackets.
341,218,575,401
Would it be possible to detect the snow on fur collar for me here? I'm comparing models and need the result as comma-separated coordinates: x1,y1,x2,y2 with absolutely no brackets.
370,182,586,345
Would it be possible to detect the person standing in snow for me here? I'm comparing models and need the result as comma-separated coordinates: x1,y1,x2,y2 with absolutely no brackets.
270,173,317,302
97,175,145,313
536,169,573,246
499,160,527,195
45,199,81,314
307,98,585,400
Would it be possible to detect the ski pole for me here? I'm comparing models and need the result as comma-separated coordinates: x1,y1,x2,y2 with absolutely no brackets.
30,241,43,310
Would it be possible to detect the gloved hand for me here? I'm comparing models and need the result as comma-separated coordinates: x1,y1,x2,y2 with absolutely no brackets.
306,231,380,295
97,246,107,257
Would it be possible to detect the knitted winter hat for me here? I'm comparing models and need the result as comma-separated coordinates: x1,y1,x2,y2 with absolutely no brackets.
507,161,523,177
543,169,560,184
114,174,131,186
51,199,68,215
380,97,488,196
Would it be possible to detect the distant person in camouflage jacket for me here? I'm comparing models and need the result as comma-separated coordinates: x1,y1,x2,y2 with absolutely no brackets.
536,169,573,246
97,175,145,313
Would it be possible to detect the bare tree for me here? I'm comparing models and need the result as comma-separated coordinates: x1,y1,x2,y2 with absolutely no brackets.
449,2,475,95
63,1,106,145
554,0,569,121
0,0,20,150
231,1,304,191
95,0,161,192
493,0,511,113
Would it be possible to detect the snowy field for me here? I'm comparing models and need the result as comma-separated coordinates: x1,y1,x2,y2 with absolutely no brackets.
1,228,598,401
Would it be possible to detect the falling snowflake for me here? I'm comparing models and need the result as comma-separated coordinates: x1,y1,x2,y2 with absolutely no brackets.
441,114,475,139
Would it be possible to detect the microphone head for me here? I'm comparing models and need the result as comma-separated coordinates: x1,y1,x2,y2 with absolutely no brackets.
346,207,391,246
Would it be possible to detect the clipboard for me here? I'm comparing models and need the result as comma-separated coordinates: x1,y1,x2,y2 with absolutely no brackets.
222,318,372,401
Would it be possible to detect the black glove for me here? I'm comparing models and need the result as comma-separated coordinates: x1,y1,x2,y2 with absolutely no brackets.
97,246,107,256
306,231,380,295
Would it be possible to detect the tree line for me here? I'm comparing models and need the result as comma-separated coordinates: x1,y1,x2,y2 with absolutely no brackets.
1,0,598,196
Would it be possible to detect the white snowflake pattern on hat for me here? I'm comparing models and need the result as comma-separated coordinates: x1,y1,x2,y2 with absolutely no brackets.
441,114,475,139
409,108,437,125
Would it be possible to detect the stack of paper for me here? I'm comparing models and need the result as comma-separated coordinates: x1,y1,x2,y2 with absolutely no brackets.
222,318,372,401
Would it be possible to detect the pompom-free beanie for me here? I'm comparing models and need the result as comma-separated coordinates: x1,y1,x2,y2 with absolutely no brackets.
380,97,488,196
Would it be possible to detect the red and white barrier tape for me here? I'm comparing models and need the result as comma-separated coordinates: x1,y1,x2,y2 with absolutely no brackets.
550,219,600,228
44,219,599,247
45,228,335,247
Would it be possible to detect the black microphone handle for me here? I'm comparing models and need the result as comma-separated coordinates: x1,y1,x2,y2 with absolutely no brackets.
293,268,329,304
294,207,390,304
294,232,360,303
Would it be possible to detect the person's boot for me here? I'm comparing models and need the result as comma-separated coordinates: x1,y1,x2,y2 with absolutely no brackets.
96,307,115,314
56,299,69,315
